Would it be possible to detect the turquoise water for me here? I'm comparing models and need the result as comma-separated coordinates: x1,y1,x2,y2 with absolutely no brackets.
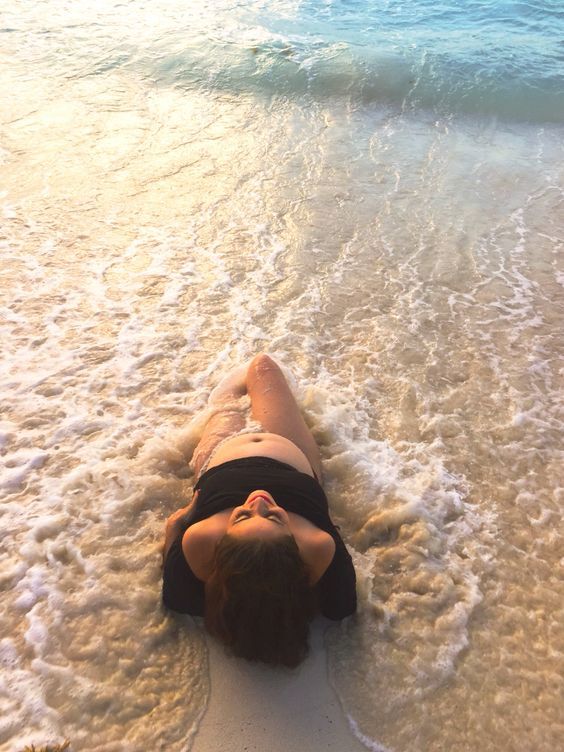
1,2,563,751
4,0,564,119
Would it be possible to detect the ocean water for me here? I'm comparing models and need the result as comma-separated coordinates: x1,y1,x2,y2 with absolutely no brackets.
1,1,563,751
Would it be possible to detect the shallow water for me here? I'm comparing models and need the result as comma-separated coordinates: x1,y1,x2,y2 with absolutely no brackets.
1,1,563,751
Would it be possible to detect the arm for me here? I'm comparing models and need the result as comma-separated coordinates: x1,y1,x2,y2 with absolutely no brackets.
163,491,198,559
162,490,206,615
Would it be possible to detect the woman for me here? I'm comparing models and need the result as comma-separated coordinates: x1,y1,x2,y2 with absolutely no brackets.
162,354,356,667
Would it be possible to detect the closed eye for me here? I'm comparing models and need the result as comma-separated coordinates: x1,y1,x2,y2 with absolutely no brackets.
233,511,283,524
265,513,283,524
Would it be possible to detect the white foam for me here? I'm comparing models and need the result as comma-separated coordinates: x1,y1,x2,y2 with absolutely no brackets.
347,714,394,752
0,449,49,491
2,39,563,752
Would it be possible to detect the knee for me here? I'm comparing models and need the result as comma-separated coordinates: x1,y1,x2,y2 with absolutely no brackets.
247,353,280,384
250,353,274,369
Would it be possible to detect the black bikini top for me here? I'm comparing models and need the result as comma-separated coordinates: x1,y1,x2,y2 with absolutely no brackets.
190,456,331,527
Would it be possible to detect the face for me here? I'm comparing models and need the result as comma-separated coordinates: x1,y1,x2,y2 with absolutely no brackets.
227,490,292,540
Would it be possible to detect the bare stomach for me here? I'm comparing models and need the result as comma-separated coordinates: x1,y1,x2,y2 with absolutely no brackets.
206,432,315,477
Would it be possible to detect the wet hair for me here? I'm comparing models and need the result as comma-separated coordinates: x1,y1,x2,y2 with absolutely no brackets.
204,534,317,668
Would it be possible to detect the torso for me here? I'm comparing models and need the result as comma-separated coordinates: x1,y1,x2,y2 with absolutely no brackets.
183,433,335,584
207,432,316,477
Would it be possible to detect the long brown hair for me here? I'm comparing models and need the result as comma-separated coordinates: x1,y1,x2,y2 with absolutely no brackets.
204,534,317,668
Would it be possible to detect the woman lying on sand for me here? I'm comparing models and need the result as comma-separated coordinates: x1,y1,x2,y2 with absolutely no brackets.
162,354,356,667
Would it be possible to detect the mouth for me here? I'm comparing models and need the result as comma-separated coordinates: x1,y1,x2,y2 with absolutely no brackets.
245,490,275,507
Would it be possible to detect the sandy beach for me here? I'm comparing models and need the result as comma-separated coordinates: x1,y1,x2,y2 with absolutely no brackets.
190,623,369,752
2,2,563,751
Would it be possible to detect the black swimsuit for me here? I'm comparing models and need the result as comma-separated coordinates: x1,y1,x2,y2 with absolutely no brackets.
162,457,357,619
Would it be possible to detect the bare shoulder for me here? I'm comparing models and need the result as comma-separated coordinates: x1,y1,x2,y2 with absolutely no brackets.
181,513,230,581
292,523,336,584
313,528,336,566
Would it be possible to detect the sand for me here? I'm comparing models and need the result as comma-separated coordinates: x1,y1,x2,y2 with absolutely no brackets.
190,622,369,752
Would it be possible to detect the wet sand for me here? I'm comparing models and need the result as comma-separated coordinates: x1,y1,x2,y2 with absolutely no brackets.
191,623,370,752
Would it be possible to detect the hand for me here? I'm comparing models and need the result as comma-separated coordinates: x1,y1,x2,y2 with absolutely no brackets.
163,492,199,561
165,492,198,528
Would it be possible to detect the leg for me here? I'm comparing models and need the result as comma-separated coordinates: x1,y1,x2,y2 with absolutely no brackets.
246,354,323,481
191,366,248,478
191,410,245,478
